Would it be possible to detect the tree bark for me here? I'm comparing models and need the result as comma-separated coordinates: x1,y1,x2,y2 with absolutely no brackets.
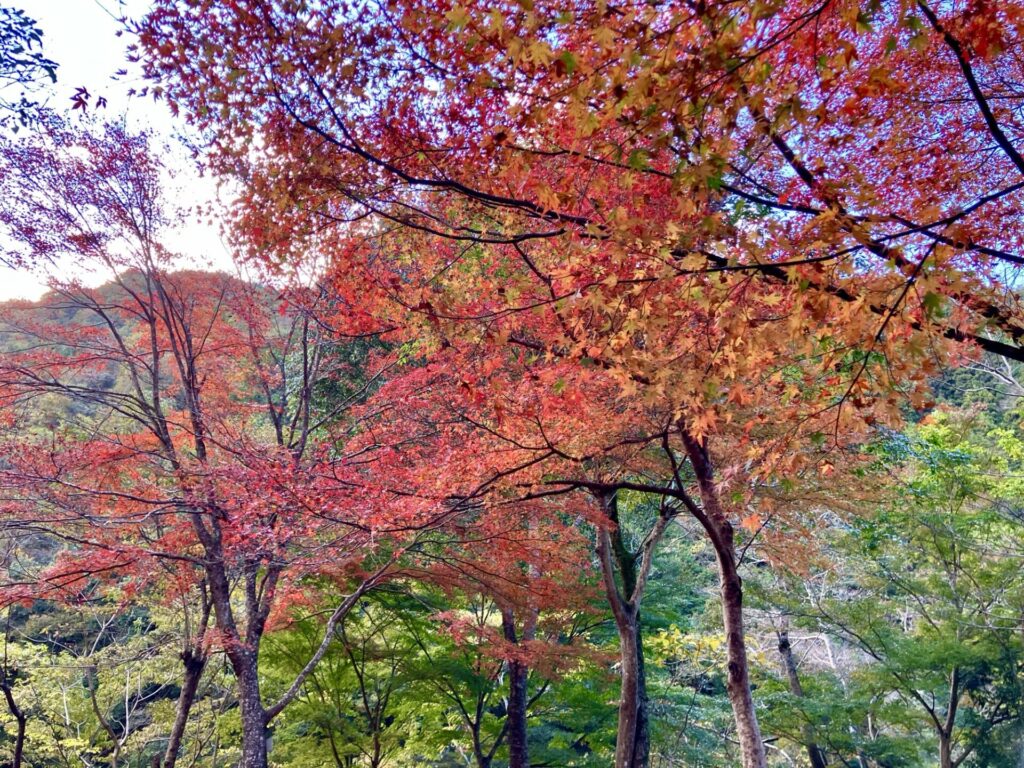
235,651,269,768
634,627,651,768
471,721,492,768
163,585,212,768
502,610,530,768
0,674,26,768
501,626,528,768
597,514,652,768
937,666,960,768
611,609,650,768
208,565,269,768
939,733,953,768
777,628,827,768
717,544,765,768
85,663,122,768
680,429,766,768
615,610,640,768
161,649,206,768
203,545,270,768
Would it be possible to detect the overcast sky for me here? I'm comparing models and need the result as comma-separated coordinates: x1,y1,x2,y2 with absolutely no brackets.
0,0,229,300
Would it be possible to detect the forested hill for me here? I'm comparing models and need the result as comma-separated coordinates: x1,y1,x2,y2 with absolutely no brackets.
0,271,225,427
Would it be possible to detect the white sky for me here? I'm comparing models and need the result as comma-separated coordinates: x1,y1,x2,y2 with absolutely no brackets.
0,0,231,300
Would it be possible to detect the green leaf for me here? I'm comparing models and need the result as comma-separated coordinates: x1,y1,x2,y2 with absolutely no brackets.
559,50,577,75
922,291,943,317
627,148,650,171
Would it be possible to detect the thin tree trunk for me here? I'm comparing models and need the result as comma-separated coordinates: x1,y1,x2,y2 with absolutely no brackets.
501,609,530,768
0,676,26,768
504,656,529,768
716,542,765,768
161,649,206,768
680,429,766,768
597,518,651,768
472,721,492,768
938,666,960,768
634,622,650,768
939,733,953,768
204,550,269,768
777,628,827,768
612,609,649,768
372,732,382,768
616,609,640,768
85,664,122,768
164,585,212,768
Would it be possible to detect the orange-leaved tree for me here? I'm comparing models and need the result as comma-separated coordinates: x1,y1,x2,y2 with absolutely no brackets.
133,1,1024,766
343,335,873,768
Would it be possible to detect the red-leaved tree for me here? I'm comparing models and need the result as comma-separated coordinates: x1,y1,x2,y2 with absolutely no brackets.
0,119,442,768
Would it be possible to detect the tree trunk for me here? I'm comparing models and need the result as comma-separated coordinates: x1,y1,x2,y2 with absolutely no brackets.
501,610,530,768
161,649,206,768
777,628,827,768
938,666,960,768
634,625,651,768
371,725,383,768
597,520,651,768
680,429,766,768
593,487,659,768
472,726,492,768
716,536,766,768
615,611,640,768
939,733,953,768
85,664,121,768
235,651,269,768
204,554,269,767
1,676,26,768
611,609,650,768
505,656,529,768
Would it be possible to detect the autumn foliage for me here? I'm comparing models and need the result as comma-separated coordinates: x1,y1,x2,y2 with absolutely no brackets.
2,1,1024,767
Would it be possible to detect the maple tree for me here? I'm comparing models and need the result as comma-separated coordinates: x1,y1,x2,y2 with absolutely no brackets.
0,1,1021,765
757,411,1024,767
134,0,1024,357
336,353,610,767
131,2,1024,764
336,337,853,767
0,119,441,768
422,505,598,768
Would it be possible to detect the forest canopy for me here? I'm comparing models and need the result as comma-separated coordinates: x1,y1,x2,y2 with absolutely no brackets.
2,2,1024,768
